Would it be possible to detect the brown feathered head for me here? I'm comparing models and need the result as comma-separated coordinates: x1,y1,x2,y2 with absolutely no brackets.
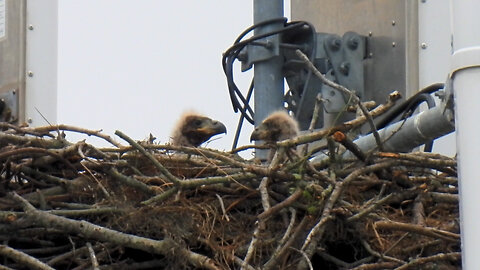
171,112,227,147
250,110,299,143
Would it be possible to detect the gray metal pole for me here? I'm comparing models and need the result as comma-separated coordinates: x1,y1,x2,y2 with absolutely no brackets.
312,103,455,163
253,0,284,159
343,105,455,159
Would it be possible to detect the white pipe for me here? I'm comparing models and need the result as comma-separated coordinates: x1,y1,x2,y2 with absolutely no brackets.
451,0,480,268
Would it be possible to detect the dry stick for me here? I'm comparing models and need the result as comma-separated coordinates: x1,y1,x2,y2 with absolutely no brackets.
259,177,271,210
242,224,262,270
413,194,426,226
290,248,314,270
215,194,230,222
86,242,100,270
47,207,123,217
0,147,77,172
374,220,460,242
9,192,221,270
115,130,181,186
47,243,113,267
298,161,396,269
295,49,384,151
278,90,401,149
302,93,324,155
108,168,156,196
376,152,456,168
142,172,257,205
0,132,66,148
394,252,461,270
263,215,310,270
350,261,399,270
332,131,367,162
429,192,458,204
257,189,303,220
361,239,406,264
347,188,419,223
0,122,54,137
30,124,123,148
243,146,288,269
0,244,55,270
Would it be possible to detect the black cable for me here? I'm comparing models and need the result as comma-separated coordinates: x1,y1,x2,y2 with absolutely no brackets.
376,82,444,130
222,19,315,124
231,79,255,150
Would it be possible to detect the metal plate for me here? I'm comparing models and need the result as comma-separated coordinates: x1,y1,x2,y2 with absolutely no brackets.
291,0,419,102
0,0,25,123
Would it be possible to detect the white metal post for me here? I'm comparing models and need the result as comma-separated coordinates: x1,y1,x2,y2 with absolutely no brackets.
451,0,480,268
25,0,58,126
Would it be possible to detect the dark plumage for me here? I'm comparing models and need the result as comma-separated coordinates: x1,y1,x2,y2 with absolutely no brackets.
171,112,227,147
250,110,299,143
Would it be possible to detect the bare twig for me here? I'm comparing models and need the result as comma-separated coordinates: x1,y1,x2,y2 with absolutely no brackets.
0,244,55,270
115,130,181,186
394,252,461,270
374,220,460,242
9,192,221,270
86,242,100,270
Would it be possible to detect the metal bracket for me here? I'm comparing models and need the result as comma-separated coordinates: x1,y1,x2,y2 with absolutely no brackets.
0,89,19,123
241,35,281,72
324,31,366,99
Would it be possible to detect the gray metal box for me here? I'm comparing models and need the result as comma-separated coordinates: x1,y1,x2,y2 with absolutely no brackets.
291,0,419,102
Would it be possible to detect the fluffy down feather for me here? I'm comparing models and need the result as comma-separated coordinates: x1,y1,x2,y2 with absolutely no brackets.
250,110,299,143
171,112,227,147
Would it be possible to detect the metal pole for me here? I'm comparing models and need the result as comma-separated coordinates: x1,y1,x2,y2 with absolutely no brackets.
253,0,284,159
451,0,480,268
343,105,454,159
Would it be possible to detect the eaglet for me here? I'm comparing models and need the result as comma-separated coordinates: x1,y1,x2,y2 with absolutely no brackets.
171,112,227,147
250,110,299,162
250,110,299,143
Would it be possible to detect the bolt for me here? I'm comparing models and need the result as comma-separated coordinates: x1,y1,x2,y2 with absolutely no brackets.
421,42,428,49
12,89,16,95
392,20,396,26
339,62,350,75
28,24,34,30
368,31,373,37
27,118,33,124
329,38,342,51
368,52,374,58
348,37,359,50
392,42,396,47
27,71,34,77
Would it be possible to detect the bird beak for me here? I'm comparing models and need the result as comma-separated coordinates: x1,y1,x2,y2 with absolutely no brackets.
197,120,227,136
250,128,263,142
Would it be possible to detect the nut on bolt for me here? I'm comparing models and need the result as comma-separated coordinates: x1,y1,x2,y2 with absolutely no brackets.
339,62,350,75
329,38,342,51
348,37,359,50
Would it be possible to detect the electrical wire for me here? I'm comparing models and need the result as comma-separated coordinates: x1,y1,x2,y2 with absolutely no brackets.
376,83,444,130
222,18,316,124
375,82,443,152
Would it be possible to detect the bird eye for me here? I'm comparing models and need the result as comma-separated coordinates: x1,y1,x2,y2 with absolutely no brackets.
194,119,203,127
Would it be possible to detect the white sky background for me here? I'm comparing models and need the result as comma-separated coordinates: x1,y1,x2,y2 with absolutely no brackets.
57,1,290,156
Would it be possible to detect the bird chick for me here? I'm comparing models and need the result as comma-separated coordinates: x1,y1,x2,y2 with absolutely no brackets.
171,112,227,147
250,110,299,143
250,111,300,163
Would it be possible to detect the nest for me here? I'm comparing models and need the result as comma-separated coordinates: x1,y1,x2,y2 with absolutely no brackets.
0,105,460,270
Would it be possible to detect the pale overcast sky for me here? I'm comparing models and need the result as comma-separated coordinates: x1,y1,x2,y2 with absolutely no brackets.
57,1,290,156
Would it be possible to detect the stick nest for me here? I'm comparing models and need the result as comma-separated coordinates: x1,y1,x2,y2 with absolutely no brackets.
0,115,460,269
